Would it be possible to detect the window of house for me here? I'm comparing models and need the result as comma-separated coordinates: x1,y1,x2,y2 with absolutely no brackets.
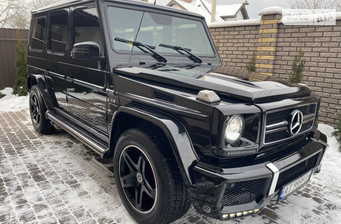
50,10,68,54
31,17,46,50
73,7,103,56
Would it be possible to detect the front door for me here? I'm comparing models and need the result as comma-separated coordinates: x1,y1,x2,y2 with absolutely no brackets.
67,5,108,134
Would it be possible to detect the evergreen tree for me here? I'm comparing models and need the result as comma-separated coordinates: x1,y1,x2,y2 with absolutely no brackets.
290,47,305,83
332,113,341,151
246,51,256,73
13,31,28,96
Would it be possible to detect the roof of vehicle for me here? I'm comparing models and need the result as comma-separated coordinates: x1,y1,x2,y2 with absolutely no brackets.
31,0,206,20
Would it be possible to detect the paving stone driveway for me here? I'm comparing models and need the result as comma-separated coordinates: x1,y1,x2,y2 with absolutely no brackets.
0,109,340,224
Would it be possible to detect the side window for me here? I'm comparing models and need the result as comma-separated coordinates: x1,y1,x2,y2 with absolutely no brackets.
50,10,68,54
73,7,103,56
31,17,46,51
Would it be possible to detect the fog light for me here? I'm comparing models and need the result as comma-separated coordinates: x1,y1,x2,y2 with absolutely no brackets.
222,214,229,219
243,211,248,216
230,213,236,218
236,212,243,217
202,205,211,213
254,209,260,213
248,210,254,214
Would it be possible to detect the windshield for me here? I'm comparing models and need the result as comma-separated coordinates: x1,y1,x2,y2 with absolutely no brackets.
107,6,215,56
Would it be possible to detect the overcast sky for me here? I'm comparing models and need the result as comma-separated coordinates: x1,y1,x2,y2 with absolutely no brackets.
208,0,291,18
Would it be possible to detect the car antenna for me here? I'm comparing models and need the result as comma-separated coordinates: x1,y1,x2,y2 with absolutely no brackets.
154,0,156,5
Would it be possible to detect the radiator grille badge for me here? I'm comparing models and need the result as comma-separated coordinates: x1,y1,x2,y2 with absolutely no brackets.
289,110,303,135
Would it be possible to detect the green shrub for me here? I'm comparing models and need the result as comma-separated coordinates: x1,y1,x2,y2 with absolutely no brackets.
13,31,28,96
332,113,341,151
290,47,305,84
246,51,256,73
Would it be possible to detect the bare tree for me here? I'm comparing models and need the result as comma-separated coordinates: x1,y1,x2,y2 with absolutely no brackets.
30,0,62,10
11,10,32,29
0,0,62,29
0,0,21,28
288,0,341,10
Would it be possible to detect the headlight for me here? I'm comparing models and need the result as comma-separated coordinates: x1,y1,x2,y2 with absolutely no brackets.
225,115,244,143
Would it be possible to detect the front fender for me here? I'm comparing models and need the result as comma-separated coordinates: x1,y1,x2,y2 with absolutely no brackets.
111,106,198,185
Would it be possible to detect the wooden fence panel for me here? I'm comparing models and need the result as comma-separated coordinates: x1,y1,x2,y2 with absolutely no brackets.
0,28,29,90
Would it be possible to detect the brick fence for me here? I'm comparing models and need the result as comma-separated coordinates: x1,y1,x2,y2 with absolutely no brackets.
209,7,341,128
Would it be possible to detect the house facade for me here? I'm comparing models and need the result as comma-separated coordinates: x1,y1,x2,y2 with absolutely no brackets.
143,0,249,23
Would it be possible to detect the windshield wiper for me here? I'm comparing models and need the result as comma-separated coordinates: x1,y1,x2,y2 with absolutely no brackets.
159,43,202,64
114,37,167,63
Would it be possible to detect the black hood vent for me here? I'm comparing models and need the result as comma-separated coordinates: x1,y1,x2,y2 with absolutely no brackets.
154,91,174,103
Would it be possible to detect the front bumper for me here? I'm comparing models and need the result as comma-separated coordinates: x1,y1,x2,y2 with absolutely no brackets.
189,136,327,220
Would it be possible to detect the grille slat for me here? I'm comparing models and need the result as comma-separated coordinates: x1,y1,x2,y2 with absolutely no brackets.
264,103,316,144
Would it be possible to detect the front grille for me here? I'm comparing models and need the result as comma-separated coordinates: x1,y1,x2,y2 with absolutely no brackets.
276,154,318,191
265,130,290,143
221,178,267,207
301,120,314,132
266,109,291,125
264,103,317,144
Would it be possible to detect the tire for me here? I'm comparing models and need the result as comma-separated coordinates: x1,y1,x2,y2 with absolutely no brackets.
29,85,55,134
113,128,190,224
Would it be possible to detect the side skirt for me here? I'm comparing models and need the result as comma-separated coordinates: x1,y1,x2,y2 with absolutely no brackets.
46,110,109,158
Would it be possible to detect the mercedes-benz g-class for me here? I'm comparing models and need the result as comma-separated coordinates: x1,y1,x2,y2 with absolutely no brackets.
27,0,327,223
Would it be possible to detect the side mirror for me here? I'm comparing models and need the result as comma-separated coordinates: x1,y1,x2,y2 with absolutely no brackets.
71,41,101,59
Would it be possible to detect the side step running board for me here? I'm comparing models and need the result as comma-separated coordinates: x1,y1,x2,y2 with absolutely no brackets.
46,111,108,157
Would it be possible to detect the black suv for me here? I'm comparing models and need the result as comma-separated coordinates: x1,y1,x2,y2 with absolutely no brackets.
27,0,327,223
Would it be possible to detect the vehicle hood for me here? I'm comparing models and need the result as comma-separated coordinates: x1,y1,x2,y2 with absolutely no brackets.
114,66,312,103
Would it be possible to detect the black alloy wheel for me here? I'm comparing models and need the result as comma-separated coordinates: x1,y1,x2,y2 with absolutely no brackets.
29,85,55,134
30,91,41,126
119,145,157,213
114,129,190,224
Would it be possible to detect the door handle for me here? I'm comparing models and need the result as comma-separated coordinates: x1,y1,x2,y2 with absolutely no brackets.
67,76,74,82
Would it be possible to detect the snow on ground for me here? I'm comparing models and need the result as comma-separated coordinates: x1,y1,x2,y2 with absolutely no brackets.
0,87,29,112
0,87,341,224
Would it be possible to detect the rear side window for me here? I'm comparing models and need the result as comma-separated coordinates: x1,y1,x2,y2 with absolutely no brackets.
31,17,46,51
50,10,68,54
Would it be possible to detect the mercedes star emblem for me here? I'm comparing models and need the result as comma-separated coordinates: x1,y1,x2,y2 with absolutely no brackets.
289,110,304,135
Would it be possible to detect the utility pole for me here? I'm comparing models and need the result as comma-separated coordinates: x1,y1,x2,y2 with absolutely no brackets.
211,0,217,23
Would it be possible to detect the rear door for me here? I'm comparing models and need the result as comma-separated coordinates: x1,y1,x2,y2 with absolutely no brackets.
66,4,108,134
45,9,69,111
